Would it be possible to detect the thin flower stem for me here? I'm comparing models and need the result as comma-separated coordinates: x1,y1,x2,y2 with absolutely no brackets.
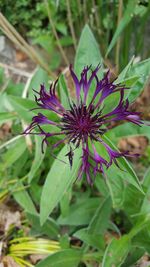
115,0,123,74
0,13,56,78
44,0,69,66
66,0,77,51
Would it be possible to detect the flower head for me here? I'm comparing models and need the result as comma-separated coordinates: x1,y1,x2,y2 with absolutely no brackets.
24,65,144,184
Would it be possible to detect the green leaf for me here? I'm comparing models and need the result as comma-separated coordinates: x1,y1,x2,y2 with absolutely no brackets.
123,75,140,91
140,168,150,215
129,216,150,238
13,181,37,215
0,93,13,112
40,145,82,225
56,22,67,36
133,231,150,254
95,177,109,197
58,198,100,226
115,57,134,83
123,184,143,218
74,228,105,250
0,67,4,84
6,81,24,96
88,196,112,234
26,213,59,238
103,135,144,194
1,137,27,169
60,187,72,217
28,135,45,183
8,95,36,122
105,170,125,209
36,249,82,267
28,67,50,100
102,235,131,267
143,167,150,187
121,247,145,267
8,94,59,124
102,215,150,266
115,58,150,102
102,135,144,194
73,197,111,250
74,24,102,76
109,123,150,141
58,74,70,109
33,35,54,54
59,36,73,47
0,112,17,125
106,0,138,55
127,58,150,102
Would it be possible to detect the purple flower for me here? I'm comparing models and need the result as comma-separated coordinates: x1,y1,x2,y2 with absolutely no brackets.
24,65,144,184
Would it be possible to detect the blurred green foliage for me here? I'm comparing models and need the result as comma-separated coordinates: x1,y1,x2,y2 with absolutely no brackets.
0,0,68,38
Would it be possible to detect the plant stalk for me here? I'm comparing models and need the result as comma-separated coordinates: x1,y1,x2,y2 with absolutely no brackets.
115,0,123,73
66,0,77,51
44,0,69,66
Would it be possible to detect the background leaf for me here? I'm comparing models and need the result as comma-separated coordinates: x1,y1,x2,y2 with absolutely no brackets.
0,112,17,125
106,0,138,56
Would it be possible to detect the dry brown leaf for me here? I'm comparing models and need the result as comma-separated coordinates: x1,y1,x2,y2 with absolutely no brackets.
0,204,21,233
29,254,47,264
118,136,148,155
2,256,20,267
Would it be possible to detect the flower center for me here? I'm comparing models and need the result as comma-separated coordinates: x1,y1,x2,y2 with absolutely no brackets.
61,103,105,146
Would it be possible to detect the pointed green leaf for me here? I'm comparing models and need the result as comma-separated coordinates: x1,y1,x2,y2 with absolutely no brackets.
13,181,37,215
115,57,134,83
103,135,144,194
28,135,45,183
58,198,100,226
102,216,150,267
75,24,102,76
88,196,112,234
36,249,82,267
40,145,82,225
102,235,131,267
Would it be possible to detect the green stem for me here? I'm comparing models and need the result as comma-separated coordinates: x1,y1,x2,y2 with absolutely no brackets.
44,0,69,66
66,0,77,51
115,0,123,73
